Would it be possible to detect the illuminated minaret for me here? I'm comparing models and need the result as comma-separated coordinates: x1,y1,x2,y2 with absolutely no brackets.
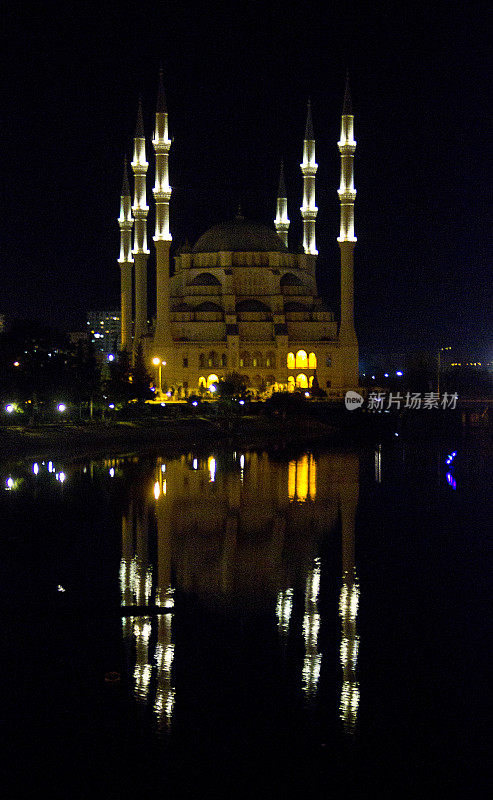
118,157,133,352
300,99,318,255
153,68,172,347
274,161,290,248
131,98,150,354
337,74,358,348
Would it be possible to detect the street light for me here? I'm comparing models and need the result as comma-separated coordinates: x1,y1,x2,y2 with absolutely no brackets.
152,358,167,396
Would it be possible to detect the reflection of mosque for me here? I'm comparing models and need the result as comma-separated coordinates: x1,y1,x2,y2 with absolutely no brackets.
118,450,359,732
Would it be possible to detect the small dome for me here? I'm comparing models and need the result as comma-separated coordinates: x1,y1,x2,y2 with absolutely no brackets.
193,217,287,253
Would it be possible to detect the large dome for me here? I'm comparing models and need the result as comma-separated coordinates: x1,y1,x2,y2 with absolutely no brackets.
193,217,287,253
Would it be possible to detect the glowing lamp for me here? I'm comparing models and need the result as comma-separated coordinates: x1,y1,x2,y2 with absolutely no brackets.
13,361,20,367
108,354,114,362
152,357,160,366
209,385,216,393
5,404,14,413
109,403,115,409
57,403,66,412
396,371,403,377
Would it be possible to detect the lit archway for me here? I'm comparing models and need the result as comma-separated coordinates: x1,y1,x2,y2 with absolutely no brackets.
295,350,308,369
308,352,317,369
296,373,308,388
207,374,219,388
198,376,206,388
287,376,295,392
287,352,295,369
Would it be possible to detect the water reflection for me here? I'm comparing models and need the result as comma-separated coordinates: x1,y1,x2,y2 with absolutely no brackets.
112,449,361,734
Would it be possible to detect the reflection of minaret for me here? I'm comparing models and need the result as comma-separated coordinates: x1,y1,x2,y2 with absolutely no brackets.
153,459,175,728
302,556,322,698
339,460,360,733
119,466,176,729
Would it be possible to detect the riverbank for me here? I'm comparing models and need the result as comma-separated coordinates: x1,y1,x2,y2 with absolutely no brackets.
0,415,342,463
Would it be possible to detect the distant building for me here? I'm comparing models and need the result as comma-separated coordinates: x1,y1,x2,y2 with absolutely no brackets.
86,310,121,360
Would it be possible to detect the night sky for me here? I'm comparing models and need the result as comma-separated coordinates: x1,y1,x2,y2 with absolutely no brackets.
2,0,491,360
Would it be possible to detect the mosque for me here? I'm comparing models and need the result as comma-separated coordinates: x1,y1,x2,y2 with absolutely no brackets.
118,72,359,396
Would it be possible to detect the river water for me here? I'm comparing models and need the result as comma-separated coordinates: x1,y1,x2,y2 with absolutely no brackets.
0,434,489,797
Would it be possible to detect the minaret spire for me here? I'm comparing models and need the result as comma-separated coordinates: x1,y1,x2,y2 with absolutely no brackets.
337,73,359,383
118,156,134,352
274,160,290,248
342,70,352,115
153,68,172,349
131,97,150,356
300,98,318,257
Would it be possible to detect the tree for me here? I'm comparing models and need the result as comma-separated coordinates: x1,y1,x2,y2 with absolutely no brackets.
130,342,154,404
103,348,133,406
215,371,249,400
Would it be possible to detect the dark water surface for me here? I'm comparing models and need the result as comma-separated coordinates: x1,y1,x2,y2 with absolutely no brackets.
0,434,490,798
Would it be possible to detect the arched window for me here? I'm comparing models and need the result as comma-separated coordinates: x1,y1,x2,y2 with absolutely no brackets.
308,352,317,369
252,352,262,368
309,376,314,387
287,376,295,392
199,354,205,368
207,374,219,388
326,355,332,367
296,350,308,369
296,373,308,388
240,352,251,368
287,352,295,370
265,351,276,368
198,376,206,387
221,353,227,367
208,351,217,368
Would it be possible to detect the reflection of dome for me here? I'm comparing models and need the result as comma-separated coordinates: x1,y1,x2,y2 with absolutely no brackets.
193,217,287,253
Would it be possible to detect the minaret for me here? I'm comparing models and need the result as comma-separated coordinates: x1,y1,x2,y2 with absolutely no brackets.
118,157,134,352
300,99,318,255
337,74,358,348
153,68,172,348
131,98,150,354
274,161,290,248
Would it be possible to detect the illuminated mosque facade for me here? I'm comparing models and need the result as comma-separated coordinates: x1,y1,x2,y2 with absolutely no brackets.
118,72,358,396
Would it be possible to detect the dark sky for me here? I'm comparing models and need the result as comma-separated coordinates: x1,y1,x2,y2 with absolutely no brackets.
2,0,491,359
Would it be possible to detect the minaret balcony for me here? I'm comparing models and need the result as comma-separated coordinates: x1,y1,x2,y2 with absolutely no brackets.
300,206,318,219
118,219,134,229
338,142,356,154
131,162,148,174
132,206,149,217
153,189,172,201
300,163,318,176
153,140,171,152
338,190,356,202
